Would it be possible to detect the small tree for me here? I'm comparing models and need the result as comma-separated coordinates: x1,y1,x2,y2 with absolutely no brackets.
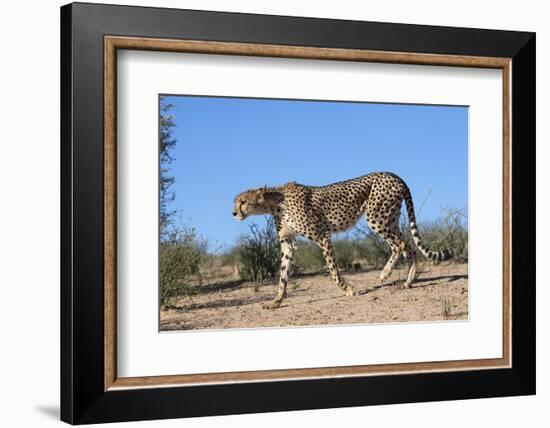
159,96,177,240
159,227,205,307
237,217,280,287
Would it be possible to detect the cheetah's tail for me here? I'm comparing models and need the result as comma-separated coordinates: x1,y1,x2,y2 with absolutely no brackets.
403,186,454,262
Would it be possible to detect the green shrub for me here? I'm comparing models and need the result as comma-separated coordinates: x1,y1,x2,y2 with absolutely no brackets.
332,239,356,270
423,206,468,260
237,217,280,287
293,238,360,273
293,240,325,273
159,227,205,307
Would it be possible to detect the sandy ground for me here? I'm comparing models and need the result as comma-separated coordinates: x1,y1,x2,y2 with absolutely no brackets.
160,263,468,331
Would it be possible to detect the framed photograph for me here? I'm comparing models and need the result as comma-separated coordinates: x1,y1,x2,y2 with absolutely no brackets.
60,2,535,424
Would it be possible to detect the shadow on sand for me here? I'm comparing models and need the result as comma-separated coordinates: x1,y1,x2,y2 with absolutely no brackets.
166,271,468,313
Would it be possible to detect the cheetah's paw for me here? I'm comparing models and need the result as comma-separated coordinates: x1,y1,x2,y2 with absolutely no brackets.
263,300,282,310
344,287,356,297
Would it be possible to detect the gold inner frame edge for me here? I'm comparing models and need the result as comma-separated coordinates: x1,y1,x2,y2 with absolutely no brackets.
104,36,512,391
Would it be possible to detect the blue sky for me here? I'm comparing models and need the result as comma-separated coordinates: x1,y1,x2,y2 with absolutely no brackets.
161,95,468,251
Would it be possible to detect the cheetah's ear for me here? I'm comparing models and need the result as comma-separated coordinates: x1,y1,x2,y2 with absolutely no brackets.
255,186,268,204
256,187,265,203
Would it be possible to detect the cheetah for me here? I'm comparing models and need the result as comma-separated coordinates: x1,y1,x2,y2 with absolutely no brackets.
232,172,453,309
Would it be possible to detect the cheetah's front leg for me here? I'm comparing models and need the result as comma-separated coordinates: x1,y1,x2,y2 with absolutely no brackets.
263,238,295,309
317,237,355,297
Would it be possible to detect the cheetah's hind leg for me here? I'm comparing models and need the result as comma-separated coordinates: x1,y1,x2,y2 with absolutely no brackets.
401,242,417,288
368,208,406,285
379,241,403,282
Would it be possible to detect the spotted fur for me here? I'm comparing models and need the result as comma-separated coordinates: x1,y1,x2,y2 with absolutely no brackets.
233,172,454,309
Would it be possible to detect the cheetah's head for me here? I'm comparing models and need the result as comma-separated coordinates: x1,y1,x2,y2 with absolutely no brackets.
232,187,268,221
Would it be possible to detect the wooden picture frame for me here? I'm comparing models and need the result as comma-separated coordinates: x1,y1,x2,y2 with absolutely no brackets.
61,2,535,424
